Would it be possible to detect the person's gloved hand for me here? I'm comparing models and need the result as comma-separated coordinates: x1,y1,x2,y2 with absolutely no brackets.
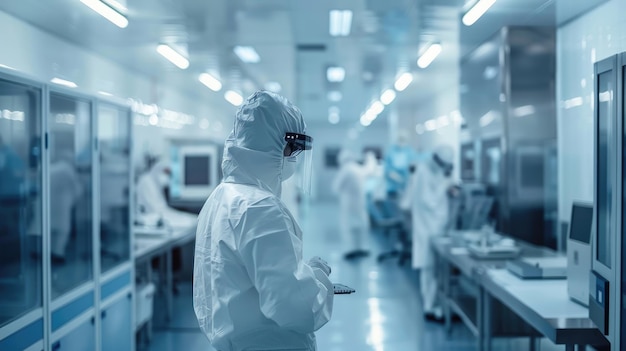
308,256,331,276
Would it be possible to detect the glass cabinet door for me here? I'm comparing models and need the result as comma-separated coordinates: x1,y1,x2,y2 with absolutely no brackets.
98,104,131,273
596,70,614,269
48,93,93,299
0,78,42,326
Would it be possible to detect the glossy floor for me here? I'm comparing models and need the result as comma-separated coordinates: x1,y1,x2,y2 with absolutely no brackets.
146,201,559,351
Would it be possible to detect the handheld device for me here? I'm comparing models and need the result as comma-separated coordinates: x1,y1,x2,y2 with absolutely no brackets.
333,283,355,295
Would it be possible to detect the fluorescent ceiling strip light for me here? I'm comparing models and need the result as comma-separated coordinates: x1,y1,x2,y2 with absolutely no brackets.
380,89,396,105
479,111,496,127
450,110,464,125
327,67,346,82
234,46,260,63
462,0,497,26
363,110,377,122
51,78,78,88
98,91,113,97
330,10,352,36
394,73,413,91
225,90,244,106
369,101,384,116
437,115,450,127
512,105,535,117
341,11,352,36
417,43,443,69
80,0,128,28
199,73,222,92
599,91,612,102
424,119,437,131
157,44,189,69
360,114,372,126
563,97,583,109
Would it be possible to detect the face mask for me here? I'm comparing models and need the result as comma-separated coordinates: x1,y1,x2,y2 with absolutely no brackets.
281,156,298,181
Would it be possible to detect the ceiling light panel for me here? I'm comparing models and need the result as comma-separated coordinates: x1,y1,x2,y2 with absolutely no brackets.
234,46,260,63
198,73,222,92
156,44,189,69
225,90,244,106
394,73,413,92
80,0,128,28
463,0,497,26
329,10,352,36
51,78,78,88
380,89,396,105
327,67,346,82
417,43,443,69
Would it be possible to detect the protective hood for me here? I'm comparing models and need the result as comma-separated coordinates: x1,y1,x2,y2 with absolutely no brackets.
222,91,306,197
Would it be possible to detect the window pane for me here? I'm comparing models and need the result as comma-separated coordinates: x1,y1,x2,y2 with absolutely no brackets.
0,79,42,326
596,71,612,268
49,93,93,299
99,104,130,273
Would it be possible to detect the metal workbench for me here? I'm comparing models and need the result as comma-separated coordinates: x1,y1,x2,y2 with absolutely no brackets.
432,232,609,351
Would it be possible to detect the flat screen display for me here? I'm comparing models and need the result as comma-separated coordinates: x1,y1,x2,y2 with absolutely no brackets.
184,155,210,186
569,204,593,244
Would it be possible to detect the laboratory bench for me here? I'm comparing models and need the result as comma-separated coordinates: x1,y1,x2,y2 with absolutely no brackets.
133,224,196,346
432,232,609,351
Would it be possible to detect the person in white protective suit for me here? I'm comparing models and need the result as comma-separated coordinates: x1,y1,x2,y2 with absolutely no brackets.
49,157,82,264
409,145,454,322
136,160,196,228
332,149,370,260
193,91,334,351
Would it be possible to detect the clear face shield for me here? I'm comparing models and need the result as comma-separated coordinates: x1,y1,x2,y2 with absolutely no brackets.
433,153,453,178
284,132,314,195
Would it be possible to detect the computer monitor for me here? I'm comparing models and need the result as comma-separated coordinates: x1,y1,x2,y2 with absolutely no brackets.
170,144,218,201
567,202,593,306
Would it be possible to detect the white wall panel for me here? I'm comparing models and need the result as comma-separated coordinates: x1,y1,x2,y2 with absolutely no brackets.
557,0,626,222
0,9,234,167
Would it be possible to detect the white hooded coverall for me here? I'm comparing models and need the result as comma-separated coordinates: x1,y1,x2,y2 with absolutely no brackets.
332,150,369,250
193,91,334,351
49,160,82,257
136,160,196,228
408,153,451,315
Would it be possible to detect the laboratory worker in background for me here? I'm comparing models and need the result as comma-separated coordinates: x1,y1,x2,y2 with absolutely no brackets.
193,91,333,351
49,155,82,263
383,131,415,198
136,159,196,228
409,145,454,321
332,149,370,260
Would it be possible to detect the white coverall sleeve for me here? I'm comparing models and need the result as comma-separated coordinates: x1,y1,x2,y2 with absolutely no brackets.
400,172,417,210
415,167,444,213
193,206,213,337
238,200,334,334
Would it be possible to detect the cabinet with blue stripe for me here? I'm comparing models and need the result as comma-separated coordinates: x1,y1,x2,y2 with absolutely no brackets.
0,70,134,351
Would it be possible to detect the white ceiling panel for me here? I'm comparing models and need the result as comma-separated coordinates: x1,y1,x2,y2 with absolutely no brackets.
0,0,610,129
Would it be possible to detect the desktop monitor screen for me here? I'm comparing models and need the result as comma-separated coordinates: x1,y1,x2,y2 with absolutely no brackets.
184,155,210,186
569,203,593,244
